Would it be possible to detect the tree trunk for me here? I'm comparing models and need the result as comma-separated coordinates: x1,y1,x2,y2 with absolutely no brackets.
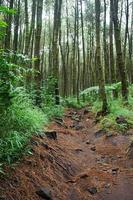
111,0,128,101
95,0,108,113
52,0,62,105
80,0,86,89
13,0,20,52
34,0,43,106
24,0,29,55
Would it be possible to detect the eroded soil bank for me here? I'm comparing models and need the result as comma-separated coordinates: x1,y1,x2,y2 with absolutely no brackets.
0,108,133,200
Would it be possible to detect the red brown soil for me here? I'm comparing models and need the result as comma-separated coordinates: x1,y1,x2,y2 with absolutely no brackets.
0,108,133,200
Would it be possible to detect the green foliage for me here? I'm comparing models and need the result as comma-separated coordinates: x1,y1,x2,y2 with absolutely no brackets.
43,105,64,120
41,76,64,119
0,5,16,39
0,88,46,163
64,97,87,109
0,6,16,14
0,51,32,117
92,97,133,132
0,20,7,27
80,82,121,102
0,51,46,165
41,76,57,106
0,72,64,166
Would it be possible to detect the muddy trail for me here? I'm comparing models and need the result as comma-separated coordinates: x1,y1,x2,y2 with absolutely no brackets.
0,108,133,200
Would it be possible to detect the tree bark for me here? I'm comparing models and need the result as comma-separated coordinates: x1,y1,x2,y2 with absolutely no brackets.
111,0,128,101
34,0,43,106
52,0,62,105
95,0,108,113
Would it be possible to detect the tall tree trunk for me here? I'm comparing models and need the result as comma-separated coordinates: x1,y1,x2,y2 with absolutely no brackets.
27,0,36,55
52,0,62,105
111,0,128,101
123,0,129,60
95,0,108,113
13,0,20,52
80,0,86,89
129,1,133,83
76,0,80,103
24,0,29,55
72,3,77,96
34,0,43,106
109,0,117,98
103,0,110,84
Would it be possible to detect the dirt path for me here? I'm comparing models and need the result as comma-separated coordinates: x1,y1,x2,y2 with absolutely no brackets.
0,108,133,200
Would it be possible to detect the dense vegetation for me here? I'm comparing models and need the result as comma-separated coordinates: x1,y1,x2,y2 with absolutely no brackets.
0,0,133,170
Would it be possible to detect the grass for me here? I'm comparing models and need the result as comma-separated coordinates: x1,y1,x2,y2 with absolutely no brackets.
0,89,64,172
92,97,133,132
64,96,87,109
64,87,133,133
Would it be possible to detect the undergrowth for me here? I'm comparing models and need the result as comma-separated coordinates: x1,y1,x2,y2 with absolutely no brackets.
0,88,46,165
65,84,133,133
92,97,133,132
64,97,87,109
0,86,64,173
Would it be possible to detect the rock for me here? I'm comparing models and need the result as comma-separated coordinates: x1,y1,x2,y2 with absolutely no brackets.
91,146,96,152
106,132,114,138
75,124,84,131
112,167,119,171
41,142,49,149
112,167,119,175
36,187,52,200
31,140,39,146
75,149,83,153
86,139,91,145
84,109,89,115
45,131,57,140
105,183,111,189
87,187,97,195
71,121,83,130
95,129,107,138
116,116,128,125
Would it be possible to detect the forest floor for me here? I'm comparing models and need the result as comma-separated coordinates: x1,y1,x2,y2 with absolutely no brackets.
0,107,133,200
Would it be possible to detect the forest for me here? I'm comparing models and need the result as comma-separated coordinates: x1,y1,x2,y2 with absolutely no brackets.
0,0,133,199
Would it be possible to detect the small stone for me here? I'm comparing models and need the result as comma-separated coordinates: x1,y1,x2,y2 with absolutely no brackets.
84,109,89,115
75,125,84,131
75,149,83,153
41,142,49,149
91,146,96,151
106,132,114,138
112,167,119,171
45,131,57,140
95,129,106,138
105,183,111,189
87,187,97,195
112,167,119,175
116,116,128,125
86,140,91,145
36,187,52,200
31,140,39,146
